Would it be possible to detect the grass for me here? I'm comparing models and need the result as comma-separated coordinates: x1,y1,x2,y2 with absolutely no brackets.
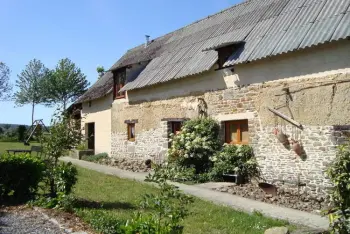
0,141,40,154
73,167,294,234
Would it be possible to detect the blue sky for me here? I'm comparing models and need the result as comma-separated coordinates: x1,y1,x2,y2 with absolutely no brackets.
0,0,239,125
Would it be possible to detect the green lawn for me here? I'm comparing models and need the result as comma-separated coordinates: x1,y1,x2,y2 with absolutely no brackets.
0,142,40,154
73,167,293,234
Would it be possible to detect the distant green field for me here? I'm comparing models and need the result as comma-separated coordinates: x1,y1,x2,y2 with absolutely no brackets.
0,142,40,155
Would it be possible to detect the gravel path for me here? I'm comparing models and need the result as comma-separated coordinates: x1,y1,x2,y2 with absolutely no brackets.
0,209,62,234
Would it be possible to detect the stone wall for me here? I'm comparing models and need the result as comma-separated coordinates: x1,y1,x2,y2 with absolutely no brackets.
110,71,350,194
111,121,169,168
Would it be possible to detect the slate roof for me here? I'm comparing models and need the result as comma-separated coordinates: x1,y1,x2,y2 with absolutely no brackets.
78,0,350,102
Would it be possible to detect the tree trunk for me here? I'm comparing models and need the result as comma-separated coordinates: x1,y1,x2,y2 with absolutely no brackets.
31,102,35,125
63,100,66,112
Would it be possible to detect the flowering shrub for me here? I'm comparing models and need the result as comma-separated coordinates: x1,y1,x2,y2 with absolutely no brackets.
168,118,221,173
209,144,260,181
326,141,350,234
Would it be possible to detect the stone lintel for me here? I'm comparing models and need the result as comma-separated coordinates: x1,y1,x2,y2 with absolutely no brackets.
161,118,189,122
214,112,254,122
124,119,138,124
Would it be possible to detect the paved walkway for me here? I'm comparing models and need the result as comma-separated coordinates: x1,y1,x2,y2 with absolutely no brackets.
61,157,329,230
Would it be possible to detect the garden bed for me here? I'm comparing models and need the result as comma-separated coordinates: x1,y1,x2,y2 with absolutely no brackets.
214,182,330,213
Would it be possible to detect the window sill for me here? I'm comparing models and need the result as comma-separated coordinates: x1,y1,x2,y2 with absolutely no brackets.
115,95,125,100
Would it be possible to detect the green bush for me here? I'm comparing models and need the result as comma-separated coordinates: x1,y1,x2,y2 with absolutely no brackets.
168,118,221,173
82,153,108,162
34,162,78,209
209,144,259,181
0,153,45,202
151,163,196,182
326,142,350,233
53,162,78,195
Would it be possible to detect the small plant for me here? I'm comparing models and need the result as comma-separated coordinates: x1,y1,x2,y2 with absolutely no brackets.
326,141,350,234
36,110,82,206
122,167,194,233
168,118,221,173
53,162,78,195
0,153,45,203
151,163,196,183
82,153,109,162
209,144,259,181
76,142,88,150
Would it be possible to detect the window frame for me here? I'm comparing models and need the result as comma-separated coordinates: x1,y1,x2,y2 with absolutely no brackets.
224,120,249,145
170,121,182,135
127,123,135,142
113,68,126,100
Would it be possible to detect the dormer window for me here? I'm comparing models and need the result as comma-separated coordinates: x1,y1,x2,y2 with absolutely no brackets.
113,68,126,99
217,45,239,69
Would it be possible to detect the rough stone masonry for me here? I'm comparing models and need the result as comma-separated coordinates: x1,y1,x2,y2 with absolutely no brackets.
111,72,350,196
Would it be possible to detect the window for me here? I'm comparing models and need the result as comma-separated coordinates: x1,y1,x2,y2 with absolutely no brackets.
171,122,182,135
113,68,126,99
225,120,249,144
217,44,240,69
127,123,135,141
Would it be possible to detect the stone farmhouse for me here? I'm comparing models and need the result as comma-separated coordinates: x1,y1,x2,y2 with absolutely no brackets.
72,0,350,195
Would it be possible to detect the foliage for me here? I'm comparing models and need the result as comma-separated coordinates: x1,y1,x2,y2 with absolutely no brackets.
168,118,221,173
209,144,260,181
151,163,196,183
53,162,78,195
76,142,88,150
73,167,293,234
326,141,350,234
97,66,105,79
17,125,27,141
0,61,12,101
121,169,194,234
0,153,45,203
79,210,124,234
14,59,50,124
39,111,82,198
0,135,18,142
82,153,109,162
45,58,89,110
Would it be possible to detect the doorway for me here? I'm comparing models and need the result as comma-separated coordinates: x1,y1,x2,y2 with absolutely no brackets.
87,122,95,151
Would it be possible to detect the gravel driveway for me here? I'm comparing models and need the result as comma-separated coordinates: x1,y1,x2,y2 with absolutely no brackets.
0,209,62,234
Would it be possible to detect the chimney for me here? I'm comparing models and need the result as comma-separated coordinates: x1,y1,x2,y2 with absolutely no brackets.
145,35,150,48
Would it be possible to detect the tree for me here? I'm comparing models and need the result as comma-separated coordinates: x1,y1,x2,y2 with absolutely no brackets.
0,127,3,135
17,125,27,142
14,59,50,124
46,58,89,111
96,66,105,79
40,111,82,198
0,62,12,100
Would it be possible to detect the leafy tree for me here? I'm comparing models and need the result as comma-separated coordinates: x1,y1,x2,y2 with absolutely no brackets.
96,66,105,79
3,124,11,131
17,125,27,142
46,58,89,111
0,127,3,135
0,62,12,100
14,59,50,124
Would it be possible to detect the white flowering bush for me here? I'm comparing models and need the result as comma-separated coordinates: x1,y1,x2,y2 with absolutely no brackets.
168,118,221,173
209,144,260,181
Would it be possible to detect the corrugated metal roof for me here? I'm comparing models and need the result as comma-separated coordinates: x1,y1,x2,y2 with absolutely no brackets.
82,0,350,96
